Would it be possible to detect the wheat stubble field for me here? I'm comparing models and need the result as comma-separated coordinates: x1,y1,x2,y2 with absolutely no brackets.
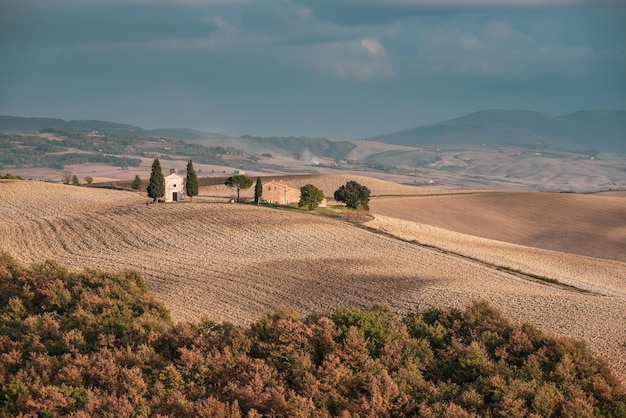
1,178,625,380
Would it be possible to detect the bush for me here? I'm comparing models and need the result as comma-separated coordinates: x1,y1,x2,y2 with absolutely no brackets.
1,173,24,179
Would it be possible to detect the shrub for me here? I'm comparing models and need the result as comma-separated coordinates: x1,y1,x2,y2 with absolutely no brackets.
1,173,24,180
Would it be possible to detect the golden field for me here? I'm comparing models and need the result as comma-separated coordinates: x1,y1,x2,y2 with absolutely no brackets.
1,177,625,380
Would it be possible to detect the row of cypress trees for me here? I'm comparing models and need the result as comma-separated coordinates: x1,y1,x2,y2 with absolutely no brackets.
147,158,198,202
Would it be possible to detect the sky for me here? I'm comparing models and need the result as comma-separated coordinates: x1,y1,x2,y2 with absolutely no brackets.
1,0,625,138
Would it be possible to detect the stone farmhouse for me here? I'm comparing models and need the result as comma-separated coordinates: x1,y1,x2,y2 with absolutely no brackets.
262,180,327,207
164,169,184,202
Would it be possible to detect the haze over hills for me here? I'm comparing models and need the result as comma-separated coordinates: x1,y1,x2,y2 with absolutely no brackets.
2,112,625,192
0,116,146,136
373,109,626,153
0,116,229,140
3,110,626,155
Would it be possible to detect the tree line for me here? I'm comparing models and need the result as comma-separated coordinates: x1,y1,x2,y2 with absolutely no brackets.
222,174,371,211
0,254,624,417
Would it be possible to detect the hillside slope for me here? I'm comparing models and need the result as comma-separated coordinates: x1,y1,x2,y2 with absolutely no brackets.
369,191,626,263
1,179,624,379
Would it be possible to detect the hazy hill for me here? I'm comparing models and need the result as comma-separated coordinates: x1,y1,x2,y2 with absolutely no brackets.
0,115,345,157
0,115,145,135
374,109,626,153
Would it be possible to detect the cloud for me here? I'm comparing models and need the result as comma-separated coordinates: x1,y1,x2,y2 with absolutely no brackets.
361,38,385,55
409,19,601,77
2,0,624,137
295,38,394,80
296,0,625,25
297,8,313,19
304,0,620,7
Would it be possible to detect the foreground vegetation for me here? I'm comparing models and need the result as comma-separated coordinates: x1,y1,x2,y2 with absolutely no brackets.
0,255,624,417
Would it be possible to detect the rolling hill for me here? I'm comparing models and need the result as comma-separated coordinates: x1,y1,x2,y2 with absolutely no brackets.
1,177,625,379
2,113,625,192
373,109,626,153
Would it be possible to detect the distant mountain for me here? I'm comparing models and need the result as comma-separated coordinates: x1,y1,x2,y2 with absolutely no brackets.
558,110,626,151
0,116,145,135
0,116,232,140
0,116,69,132
373,110,626,153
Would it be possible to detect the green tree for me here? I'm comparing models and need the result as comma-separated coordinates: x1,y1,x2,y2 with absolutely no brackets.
254,177,263,204
147,158,165,202
84,175,94,185
298,184,324,210
224,174,252,202
131,174,143,190
334,180,371,210
185,160,198,201
71,174,80,186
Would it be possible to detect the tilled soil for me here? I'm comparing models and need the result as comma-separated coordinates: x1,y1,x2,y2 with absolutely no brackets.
369,192,626,263
1,179,624,381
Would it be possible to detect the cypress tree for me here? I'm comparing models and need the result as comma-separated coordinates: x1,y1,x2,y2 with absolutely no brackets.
254,177,263,204
185,160,198,201
147,158,165,202
131,174,143,190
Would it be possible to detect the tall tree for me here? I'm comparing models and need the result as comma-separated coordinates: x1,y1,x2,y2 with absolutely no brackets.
147,158,165,202
254,177,263,204
334,180,371,210
131,174,142,190
71,174,80,186
224,174,253,202
299,184,324,210
185,160,198,201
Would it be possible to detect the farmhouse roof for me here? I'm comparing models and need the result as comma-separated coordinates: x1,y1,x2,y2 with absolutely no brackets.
165,171,184,179
265,180,299,190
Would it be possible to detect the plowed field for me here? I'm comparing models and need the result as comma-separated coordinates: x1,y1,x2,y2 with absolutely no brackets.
1,178,625,380
369,192,626,262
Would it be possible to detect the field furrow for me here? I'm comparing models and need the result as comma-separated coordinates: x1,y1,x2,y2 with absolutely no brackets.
1,179,624,380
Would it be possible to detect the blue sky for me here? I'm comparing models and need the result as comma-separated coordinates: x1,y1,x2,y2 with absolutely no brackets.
1,0,625,138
